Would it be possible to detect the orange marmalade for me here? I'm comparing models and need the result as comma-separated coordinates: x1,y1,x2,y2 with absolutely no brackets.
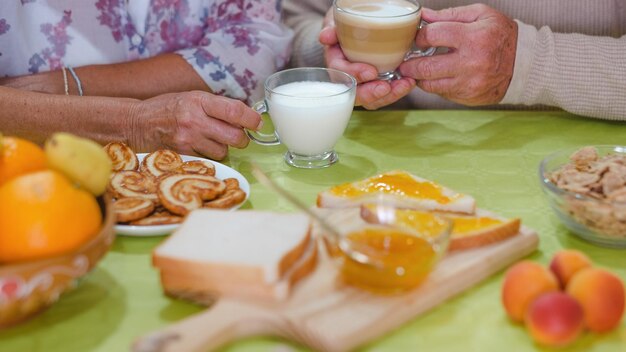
450,216,503,237
340,227,438,293
329,171,456,204
388,208,503,238
379,208,451,238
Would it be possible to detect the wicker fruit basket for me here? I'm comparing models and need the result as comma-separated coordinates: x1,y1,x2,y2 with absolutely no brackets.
0,195,115,328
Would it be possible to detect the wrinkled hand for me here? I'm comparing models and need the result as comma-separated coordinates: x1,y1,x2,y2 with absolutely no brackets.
399,4,517,106
129,91,261,160
319,9,416,110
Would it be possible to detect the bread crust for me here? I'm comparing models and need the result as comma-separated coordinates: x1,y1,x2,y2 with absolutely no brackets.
152,212,313,286
158,232,318,303
359,205,521,252
447,217,521,251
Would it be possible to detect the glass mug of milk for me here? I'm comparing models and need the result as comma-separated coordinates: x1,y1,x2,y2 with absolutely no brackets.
246,68,357,169
334,0,435,80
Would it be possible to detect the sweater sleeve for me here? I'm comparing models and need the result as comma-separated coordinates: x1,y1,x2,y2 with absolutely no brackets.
282,0,330,68
175,1,293,104
501,20,626,120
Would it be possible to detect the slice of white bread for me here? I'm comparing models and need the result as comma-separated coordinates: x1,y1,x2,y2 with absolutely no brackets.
159,234,318,303
360,205,520,251
153,209,313,292
317,170,476,214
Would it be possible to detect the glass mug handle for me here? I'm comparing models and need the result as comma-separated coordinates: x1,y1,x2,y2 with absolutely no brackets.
246,100,280,146
404,20,437,60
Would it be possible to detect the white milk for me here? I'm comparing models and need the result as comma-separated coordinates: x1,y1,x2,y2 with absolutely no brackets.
268,81,355,156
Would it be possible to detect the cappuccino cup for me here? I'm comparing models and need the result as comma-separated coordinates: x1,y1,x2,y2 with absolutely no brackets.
334,0,435,80
247,68,356,169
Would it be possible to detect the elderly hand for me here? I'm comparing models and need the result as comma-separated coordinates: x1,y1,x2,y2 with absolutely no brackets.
319,9,416,110
399,4,518,106
129,91,261,160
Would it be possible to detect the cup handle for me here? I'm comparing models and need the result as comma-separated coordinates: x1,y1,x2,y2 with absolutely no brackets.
246,100,280,146
404,20,437,60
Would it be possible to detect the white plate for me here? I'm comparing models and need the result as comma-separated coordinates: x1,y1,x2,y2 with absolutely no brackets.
115,154,250,237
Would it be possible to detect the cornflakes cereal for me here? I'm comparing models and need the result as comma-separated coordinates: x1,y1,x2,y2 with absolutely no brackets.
548,147,626,238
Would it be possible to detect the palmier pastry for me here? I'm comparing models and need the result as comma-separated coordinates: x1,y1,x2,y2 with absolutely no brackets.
223,178,240,191
158,174,226,215
140,150,183,178
180,160,216,176
204,188,246,209
114,197,155,223
129,212,183,226
109,170,159,203
104,142,139,171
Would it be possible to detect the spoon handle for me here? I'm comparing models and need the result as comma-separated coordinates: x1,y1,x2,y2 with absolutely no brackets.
251,164,343,242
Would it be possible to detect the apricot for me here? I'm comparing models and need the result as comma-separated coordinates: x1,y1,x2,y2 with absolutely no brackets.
549,250,593,288
567,268,625,332
525,292,585,347
502,261,559,322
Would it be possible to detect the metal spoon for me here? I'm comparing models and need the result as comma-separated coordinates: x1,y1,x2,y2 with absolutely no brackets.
250,164,374,266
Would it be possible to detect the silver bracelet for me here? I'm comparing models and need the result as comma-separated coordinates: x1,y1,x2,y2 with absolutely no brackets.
61,66,69,95
67,66,84,96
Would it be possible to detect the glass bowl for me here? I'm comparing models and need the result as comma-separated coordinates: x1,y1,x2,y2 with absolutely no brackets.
539,145,626,248
324,199,452,294
0,195,115,328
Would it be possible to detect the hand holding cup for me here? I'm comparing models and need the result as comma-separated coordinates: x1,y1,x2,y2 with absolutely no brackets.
398,4,518,106
321,0,433,110
333,0,435,80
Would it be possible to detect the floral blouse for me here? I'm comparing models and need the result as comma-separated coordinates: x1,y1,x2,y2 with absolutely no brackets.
0,0,293,103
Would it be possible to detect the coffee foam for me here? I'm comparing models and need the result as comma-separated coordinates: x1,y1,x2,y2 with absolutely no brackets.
341,1,418,23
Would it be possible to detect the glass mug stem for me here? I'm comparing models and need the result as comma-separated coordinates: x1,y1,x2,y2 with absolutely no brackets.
380,20,436,81
404,20,437,60
245,100,280,146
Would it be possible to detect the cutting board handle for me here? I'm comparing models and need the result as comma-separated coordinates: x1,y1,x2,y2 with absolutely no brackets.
132,300,278,352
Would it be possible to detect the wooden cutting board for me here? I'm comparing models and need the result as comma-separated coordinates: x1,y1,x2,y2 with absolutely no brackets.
133,208,539,352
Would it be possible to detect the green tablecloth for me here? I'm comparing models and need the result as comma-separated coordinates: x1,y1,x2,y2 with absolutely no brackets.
2,110,626,351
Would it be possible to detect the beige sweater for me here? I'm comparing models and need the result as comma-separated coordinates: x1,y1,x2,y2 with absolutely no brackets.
283,0,626,120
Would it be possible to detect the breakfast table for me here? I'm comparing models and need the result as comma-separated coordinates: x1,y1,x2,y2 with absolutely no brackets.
2,109,625,352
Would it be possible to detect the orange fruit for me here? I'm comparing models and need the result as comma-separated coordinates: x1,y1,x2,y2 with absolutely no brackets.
0,135,47,186
0,170,102,263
